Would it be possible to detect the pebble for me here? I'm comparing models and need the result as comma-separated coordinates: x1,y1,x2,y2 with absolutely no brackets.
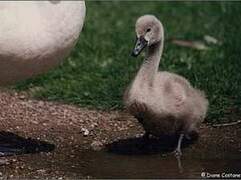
38,101,45,106
36,169,46,174
0,159,9,166
81,128,89,136
19,95,26,100
32,120,39,124
135,133,144,138
90,141,104,151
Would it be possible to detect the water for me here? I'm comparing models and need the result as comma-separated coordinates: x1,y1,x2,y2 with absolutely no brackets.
0,131,240,178
75,137,241,179
76,150,240,179
23,136,241,179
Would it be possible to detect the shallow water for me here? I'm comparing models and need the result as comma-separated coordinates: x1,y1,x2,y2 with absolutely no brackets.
77,150,241,179
20,136,241,179
0,132,240,178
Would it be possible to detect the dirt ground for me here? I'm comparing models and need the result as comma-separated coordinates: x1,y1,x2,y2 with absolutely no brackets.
0,89,240,179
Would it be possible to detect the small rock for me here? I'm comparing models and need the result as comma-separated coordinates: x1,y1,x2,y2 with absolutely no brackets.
0,159,9,166
90,122,98,129
19,95,26,100
38,101,45,106
81,128,89,136
36,169,46,174
91,141,104,151
32,120,39,125
135,133,144,138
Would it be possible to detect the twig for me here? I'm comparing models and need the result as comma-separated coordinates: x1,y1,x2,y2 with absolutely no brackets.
211,120,241,128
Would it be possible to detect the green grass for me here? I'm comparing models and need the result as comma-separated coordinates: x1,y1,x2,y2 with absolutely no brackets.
14,2,241,124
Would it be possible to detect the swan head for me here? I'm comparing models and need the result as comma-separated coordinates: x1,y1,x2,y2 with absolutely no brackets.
132,15,164,57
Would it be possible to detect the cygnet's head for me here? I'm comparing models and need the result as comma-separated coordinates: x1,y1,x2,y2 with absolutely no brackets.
132,15,164,57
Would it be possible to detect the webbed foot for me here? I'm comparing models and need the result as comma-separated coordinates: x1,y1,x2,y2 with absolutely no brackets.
172,133,184,157
173,148,182,157
142,132,150,141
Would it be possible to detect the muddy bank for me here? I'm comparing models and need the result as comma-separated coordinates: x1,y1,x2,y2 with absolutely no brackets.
0,90,240,179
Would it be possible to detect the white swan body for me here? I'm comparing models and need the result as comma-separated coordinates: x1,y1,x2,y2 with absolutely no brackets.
0,1,86,85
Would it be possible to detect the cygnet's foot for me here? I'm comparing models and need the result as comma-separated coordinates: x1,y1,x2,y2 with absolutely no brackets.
175,152,184,173
173,133,184,157
142,132,150,141
173,148,182,157
173,147,184,173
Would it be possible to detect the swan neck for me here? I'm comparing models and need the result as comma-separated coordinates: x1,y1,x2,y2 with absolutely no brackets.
137,38,164,85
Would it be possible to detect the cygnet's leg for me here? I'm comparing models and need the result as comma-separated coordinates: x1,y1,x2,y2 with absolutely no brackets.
133,102,149,141
135,116,150,140
143,132,150,140
131,101,147,117
174,133,184,157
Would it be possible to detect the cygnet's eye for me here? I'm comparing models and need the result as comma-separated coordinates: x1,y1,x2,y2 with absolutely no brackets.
146,28,151,33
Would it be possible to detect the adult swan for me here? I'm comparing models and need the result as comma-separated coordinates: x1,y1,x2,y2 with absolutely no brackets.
0,1,86,85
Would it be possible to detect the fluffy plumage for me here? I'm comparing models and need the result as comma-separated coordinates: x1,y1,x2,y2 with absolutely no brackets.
124,15,208,156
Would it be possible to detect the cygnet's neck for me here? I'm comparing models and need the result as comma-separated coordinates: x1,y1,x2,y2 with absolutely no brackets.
136,37,164,86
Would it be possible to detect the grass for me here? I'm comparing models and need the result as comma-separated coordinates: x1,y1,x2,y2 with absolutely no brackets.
14,2,241,124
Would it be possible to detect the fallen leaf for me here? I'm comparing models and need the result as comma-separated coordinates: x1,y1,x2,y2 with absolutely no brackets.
172,39,209,50
204,35,219,45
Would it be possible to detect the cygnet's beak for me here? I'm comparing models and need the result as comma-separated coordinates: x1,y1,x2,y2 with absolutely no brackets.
131,36,148,57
